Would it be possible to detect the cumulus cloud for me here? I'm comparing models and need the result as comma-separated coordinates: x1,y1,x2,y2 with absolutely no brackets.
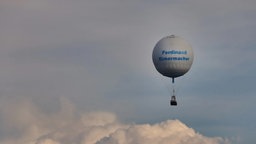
0,98,229,144
98,120,230,144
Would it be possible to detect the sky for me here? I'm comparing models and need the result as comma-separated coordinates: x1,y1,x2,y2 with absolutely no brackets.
0,0,256,143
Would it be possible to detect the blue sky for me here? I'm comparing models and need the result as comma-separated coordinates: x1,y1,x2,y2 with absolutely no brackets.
0,0,256,143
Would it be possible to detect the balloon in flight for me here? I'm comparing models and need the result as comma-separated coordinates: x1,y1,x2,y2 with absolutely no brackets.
152,35,194,106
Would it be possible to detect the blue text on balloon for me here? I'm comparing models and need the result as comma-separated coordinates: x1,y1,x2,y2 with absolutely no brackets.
159,50,190,61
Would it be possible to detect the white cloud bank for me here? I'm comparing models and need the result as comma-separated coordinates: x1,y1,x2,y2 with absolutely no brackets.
97,120,230,144
0,98,229,144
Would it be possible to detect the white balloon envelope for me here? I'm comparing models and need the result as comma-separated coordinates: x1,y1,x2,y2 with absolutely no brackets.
152,35,194,82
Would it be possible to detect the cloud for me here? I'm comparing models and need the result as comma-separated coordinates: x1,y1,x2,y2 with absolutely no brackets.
0,97,229,144
98,120,230,144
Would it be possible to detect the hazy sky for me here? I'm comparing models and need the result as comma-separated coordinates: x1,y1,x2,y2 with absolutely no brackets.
0,0,256,143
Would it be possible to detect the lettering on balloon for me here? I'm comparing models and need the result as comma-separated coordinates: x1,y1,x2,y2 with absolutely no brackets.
159,50,190,61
